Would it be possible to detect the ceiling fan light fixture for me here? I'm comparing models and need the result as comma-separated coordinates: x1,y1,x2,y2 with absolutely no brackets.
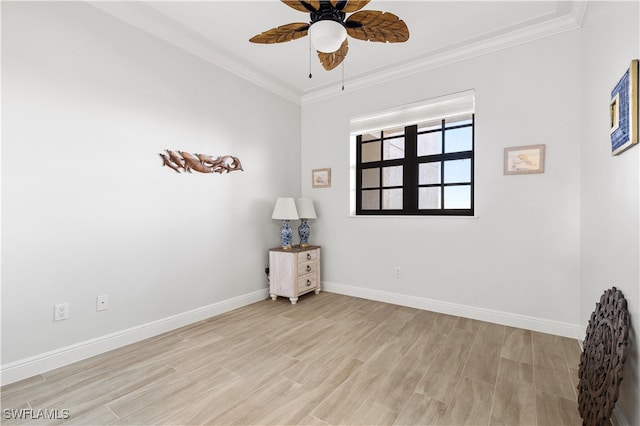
308,20,347,53
250,2,409,72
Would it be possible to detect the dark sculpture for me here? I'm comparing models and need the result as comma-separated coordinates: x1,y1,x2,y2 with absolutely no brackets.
577,287,630,426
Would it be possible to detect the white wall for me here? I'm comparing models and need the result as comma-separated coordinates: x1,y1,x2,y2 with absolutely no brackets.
4,5,639,421
580,2,640,425
1,2,300,375
302,30,583,336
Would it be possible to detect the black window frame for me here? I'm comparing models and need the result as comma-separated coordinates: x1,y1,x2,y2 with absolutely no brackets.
355,114,474,216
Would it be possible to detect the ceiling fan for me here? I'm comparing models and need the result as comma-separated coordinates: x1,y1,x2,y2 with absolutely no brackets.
249,0,409,72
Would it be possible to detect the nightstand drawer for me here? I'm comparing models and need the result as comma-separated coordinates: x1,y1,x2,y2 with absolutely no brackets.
298,261,317,276
297,275,318,293
297,249,318,263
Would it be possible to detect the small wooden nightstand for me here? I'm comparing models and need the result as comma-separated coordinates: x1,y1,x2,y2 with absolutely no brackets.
268,245,321,304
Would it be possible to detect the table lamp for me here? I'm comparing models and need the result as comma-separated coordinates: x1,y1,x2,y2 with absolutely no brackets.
272,197,299,249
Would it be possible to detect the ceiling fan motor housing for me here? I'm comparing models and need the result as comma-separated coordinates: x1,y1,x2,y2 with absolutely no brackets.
310,3,346,25
309,4,347,53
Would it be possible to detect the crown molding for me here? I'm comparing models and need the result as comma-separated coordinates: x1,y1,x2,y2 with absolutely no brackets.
88,1,302,105
88,1,587,107
301,1,588,105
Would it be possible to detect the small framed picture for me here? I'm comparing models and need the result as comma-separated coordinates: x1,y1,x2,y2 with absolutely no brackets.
504,144,545,175
312,168,331,188
610,59,638,155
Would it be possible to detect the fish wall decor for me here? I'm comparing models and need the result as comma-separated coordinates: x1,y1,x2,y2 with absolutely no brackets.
159,150,243,174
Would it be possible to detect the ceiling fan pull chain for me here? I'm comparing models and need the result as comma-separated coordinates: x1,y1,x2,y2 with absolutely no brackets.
308,38,312,79
250,3,409,81
341,62,345,91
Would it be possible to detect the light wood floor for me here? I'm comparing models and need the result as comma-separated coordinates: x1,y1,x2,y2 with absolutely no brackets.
1,292,583,425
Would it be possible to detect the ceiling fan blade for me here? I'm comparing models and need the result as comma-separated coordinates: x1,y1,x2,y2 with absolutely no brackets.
249,23,310,44
332,0,371,13
281,0,319,13
346,10,409,43
317,38,348,71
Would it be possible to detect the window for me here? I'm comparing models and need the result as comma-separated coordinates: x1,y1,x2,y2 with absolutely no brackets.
351,91,475,216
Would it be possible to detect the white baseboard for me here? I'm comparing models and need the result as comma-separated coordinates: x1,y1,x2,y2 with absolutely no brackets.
0,289,269,386
322,281,582,339
2,283,582,386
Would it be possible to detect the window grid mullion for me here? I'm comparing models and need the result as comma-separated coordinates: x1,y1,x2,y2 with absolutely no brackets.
404,125,418,214
378,133,383,209
356,135,362,213
440,119,446,210
471,114,475,212
356,115,474,216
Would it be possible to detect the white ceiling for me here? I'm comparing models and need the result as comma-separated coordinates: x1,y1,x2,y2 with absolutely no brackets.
91,1,586,104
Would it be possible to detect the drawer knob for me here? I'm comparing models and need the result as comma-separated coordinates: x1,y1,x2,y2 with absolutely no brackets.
306,279,312,287
306,265,311,272
306,253,312,260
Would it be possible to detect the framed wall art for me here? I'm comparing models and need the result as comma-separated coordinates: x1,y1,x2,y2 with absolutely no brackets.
610,59,638,155
504,144,545,175
312,168,331,188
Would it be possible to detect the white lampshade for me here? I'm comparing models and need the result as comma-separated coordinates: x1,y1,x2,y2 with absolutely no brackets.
296,198,317,219
272,197,299,220
308,20,347,53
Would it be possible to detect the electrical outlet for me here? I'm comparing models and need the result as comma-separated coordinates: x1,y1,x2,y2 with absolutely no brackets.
96,295,109,311
395,267,401,278
54,303,69,321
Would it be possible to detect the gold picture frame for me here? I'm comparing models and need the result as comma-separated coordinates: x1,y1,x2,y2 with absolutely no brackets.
312,168,331,188
504,144,546,175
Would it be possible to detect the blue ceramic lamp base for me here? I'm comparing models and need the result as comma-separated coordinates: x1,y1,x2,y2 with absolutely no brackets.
279,220,293,249
298,219,311,247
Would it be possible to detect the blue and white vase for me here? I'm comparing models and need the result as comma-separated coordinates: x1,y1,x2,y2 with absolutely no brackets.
298,219,310,247
280,220,293,249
